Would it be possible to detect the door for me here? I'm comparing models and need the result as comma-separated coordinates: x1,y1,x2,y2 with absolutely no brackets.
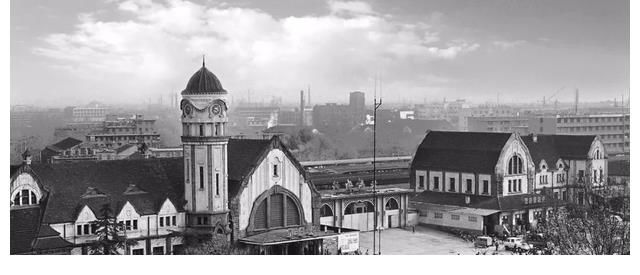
388,215,392,228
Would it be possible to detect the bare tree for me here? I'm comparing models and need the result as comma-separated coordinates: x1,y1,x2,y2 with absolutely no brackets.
539,194,629,255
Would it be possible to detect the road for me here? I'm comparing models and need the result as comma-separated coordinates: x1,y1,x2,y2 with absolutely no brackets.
358,225,511,255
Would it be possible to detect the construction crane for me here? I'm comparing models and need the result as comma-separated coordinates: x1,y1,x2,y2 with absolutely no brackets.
543,87,564,108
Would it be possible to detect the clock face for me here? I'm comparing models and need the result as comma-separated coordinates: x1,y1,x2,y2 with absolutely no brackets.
184,105,192,116
211,104,221,115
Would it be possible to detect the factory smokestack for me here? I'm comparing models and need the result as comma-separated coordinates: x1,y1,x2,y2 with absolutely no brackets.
300,90,305,126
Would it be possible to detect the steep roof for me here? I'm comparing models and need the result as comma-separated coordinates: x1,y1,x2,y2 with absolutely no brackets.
412,131,512,174
521,134,597,167
10,207,41,254
18,137,293,224
29,158,185,224
227,136,307,199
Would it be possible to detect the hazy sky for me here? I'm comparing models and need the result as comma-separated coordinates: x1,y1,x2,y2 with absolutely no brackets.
11,0,629,107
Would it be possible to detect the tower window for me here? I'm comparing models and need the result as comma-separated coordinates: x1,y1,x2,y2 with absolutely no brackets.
199,125,204,136
215,123,220,136
273,164,279,177
215,173,220,196
199,166,204,189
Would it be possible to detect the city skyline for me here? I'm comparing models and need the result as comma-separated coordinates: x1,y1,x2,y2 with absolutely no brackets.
11,0,629,107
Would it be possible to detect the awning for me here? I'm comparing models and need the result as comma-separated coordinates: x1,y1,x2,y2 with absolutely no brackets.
423,203,500,216
239,228,340,246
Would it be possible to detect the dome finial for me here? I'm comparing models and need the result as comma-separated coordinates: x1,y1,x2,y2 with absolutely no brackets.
202,54,205,67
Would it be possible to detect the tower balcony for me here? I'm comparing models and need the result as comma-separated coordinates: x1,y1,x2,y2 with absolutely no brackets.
181,136,229,144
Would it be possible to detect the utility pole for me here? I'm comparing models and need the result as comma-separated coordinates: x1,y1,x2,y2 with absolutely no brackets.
373,76,383,255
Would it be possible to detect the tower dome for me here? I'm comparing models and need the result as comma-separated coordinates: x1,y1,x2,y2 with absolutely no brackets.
181,61,227,95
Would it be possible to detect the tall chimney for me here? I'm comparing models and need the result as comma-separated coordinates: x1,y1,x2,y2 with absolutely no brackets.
300,90,305,126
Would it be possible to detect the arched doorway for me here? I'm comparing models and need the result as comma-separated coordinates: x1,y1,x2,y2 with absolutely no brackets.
248,185,305,234
385,198,400,228
342,201,375,231
319,204,334,227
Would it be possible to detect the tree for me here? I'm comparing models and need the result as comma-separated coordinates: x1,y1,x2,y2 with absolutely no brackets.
88,204,138,255
539,203,630,255
182,235,250,255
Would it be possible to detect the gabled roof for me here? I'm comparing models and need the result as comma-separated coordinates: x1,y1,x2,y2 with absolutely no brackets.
521,134,597,167
227,136,309,199
28,158,185,224
412,131,512,174
10,207,41,254
48,137,83,151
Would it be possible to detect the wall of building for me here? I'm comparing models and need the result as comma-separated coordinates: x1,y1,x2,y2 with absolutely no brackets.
415,204,484,232
238,148,313,233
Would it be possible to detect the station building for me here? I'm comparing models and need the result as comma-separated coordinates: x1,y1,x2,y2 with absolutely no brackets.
10,63,352,255
409,131,605,235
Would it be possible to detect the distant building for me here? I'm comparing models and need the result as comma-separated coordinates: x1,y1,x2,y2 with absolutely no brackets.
313,91,366,133
147,147,183,159
529,113,630,155
95,144,142,161
467,116,530,134
229,106,280,136
71,103,110,123
40,137,96,164
86,114,160,149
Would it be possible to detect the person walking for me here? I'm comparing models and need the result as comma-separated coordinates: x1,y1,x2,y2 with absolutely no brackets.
495,240,499,251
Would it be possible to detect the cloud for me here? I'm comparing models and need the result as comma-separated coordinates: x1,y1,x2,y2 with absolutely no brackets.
492,40,526,49
33,0,480,103
328,0,374,15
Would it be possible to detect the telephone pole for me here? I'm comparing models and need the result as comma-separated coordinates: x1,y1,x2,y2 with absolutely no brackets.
373,76,382,255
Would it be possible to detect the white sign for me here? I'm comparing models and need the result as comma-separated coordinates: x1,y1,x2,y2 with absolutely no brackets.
338,232,359,253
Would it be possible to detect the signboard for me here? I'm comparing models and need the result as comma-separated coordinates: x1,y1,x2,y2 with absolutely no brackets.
338,232,359,253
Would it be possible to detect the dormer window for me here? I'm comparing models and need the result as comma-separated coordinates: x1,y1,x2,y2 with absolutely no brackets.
12,189,38,206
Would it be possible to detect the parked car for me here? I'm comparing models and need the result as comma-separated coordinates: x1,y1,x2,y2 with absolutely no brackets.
504,237,532,251
526,233,548,249
474,236,493,248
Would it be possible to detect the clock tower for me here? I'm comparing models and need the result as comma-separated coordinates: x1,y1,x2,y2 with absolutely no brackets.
180,60,230,235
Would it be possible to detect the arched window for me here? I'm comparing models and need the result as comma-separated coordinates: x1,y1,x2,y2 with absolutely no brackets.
320,204,333,217
508,155,523,175
250,187,303,231
385,198,399,210
12,189,38,206
344,201,374,215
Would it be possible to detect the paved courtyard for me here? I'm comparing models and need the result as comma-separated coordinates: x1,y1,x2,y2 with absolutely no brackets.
358,225,508,255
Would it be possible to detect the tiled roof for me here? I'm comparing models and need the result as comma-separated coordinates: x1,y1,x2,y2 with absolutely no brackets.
521,134,596,166
411,191,566,211
29,158,185,224
412,191,500,209
18,137,292,224
412,131,512,174
49,137,83,151
608,159,630,177
10,207,41,254
115,143,137,154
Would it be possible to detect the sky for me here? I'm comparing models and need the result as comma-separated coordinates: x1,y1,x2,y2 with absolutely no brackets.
10,0,629,107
